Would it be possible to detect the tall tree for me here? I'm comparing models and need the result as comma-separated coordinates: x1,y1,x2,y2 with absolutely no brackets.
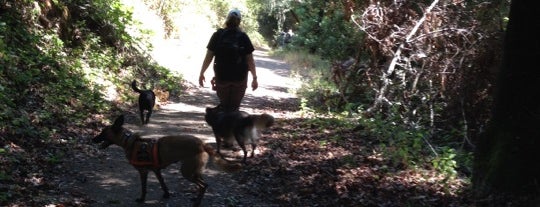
472,0,540,205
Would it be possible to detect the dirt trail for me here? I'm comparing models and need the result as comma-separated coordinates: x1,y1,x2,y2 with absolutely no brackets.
65,39,300,207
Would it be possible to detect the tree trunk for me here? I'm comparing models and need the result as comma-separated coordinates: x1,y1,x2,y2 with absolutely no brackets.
472,0,540,205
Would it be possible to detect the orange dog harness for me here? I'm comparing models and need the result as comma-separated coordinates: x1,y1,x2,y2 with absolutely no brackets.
129,141,161,168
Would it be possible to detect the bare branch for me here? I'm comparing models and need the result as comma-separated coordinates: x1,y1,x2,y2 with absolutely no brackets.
368,0,442,112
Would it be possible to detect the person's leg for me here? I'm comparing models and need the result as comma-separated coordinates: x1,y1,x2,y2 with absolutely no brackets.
216,83,233,111
226,82,246,111
216,81,246,112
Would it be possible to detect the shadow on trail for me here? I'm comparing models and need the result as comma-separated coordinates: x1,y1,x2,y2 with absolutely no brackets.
242,95,300,113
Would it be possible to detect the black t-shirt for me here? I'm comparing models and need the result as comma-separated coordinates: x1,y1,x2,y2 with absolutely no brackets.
207,28,255,82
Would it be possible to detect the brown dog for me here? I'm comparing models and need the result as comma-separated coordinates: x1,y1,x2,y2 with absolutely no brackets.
92,115,235,206
205,106,275,164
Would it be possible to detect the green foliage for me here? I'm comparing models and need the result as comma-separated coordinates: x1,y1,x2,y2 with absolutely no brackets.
304,115,356,130
300,81,341,112
357,107,472,179
206,0,267,47
287,0,363,60
340,154,357,168
141,0,184,38
0,171,7,182
294,112,359,149
432,147,458,179
45,151,65,164
0,177,8,203
273,1,507,179
247,0,295,43
275,32,473,178
360,111,427,168
0,1,186,206
88,0,136,45
274,49,363,114
225,196,240,206
0,0,183,167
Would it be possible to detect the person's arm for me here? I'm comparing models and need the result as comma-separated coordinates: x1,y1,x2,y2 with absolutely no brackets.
247,53,258,90
199,49,214,87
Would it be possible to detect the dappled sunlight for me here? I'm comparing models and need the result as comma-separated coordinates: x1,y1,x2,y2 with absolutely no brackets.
97,176,131,188
235,117,469,206
160,102,208,113
122,111,215,141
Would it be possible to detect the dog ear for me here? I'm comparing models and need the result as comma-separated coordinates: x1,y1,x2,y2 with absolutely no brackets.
112,115,125,132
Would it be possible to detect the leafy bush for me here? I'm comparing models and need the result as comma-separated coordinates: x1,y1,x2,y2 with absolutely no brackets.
0,1,183,204
276,42,471,176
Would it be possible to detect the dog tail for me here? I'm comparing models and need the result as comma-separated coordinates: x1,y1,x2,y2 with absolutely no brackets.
203,143,243,173
131,80,142,93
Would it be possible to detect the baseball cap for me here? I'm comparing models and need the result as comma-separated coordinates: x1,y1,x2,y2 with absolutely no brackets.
227,9,241,20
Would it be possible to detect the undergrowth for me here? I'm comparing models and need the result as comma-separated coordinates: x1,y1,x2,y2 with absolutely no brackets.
0,1,183,205
271,49,471,182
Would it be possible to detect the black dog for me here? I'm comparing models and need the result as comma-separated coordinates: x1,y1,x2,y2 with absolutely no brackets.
131,80,156,125
205,106,274,164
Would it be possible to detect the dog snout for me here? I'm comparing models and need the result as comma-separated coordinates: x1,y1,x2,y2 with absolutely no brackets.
99,140,112,149
92,131,114,149
92,133,106,143
92,136,102,143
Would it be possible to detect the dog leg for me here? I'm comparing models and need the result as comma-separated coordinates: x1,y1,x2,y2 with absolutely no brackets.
181,160,208,207
139,110,145,125
250,142,257,158
234,135,248,164
214,133,225,160
145,109,152,124
192,177,208,207
136,168,149,203
249,130,257,158
153,169,170,199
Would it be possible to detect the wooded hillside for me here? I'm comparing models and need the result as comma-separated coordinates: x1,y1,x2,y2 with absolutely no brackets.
2,0,538,206
1,0,183,204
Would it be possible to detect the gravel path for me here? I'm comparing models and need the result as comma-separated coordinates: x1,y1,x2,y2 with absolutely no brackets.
65,39,300,207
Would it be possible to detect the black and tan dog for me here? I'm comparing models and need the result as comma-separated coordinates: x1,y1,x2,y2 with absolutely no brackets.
205,106,275,164
92,115,236,206
131,80,156,125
